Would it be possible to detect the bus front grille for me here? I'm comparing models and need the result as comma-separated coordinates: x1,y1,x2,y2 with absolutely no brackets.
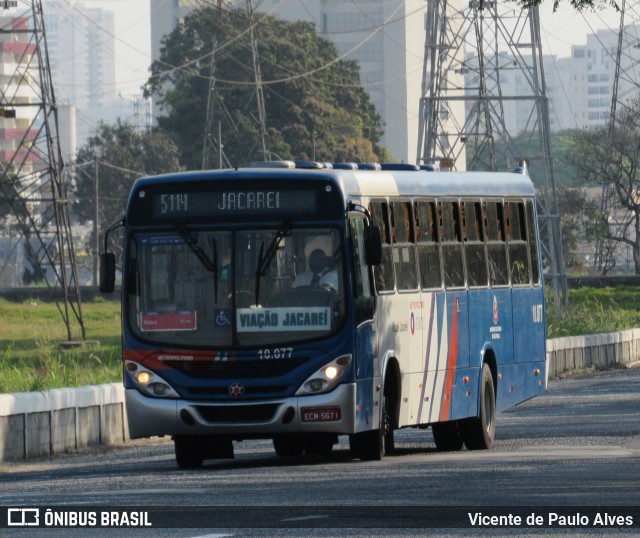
194,404,280,423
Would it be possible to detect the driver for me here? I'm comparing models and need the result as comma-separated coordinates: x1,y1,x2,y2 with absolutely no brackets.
292,248,338,291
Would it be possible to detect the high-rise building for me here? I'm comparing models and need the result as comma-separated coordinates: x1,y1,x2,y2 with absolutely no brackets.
150,0,428,163
0,15,38,168
43,0,116,158
545,25,640,132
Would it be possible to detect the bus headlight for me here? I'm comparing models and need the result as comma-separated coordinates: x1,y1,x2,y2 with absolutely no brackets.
295,355,352,396
125,360,180,399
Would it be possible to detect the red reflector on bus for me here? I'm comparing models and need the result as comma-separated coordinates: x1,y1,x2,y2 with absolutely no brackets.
301,406,341,422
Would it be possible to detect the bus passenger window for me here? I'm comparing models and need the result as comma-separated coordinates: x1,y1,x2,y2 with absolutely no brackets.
440,201,465,288
506,201,531,285
464,201,488,288
416,200,442,289
370,201,395,292
526,200,541,285
486,201,508,286
392,201,417,291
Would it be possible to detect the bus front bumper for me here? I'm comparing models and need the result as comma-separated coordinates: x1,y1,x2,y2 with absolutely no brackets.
125,383,357,439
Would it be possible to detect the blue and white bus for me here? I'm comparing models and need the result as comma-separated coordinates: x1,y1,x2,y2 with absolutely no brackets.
101,162,547,468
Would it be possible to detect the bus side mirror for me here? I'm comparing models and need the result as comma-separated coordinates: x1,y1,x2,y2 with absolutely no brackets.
100,253,116,293
365,225,382,266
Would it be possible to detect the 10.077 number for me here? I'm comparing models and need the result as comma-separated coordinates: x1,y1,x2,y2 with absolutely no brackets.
257,347,293,360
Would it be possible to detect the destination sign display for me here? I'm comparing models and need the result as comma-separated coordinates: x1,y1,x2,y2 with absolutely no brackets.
151,189,316,218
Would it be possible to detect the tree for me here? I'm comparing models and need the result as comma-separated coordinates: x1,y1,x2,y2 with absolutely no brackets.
555,186,602,271
514,0,618,12
72,120,183,263
465,129,582,187
569,96,640,274
145,5,391,168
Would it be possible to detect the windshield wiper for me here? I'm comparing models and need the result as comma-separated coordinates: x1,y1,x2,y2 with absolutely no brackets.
254,222,291,305
175,224,219,302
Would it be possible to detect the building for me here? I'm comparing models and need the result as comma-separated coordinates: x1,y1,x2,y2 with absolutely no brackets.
547,25,640,132
0,15,38,170
43,0,117,159
150,0,430,163
0,14,38,288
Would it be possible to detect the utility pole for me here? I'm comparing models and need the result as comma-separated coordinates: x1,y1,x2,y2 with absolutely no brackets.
417,0,567,312
0,1,85,339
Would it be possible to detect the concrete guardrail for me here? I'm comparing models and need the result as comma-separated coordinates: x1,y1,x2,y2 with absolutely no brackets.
1,329,640,462
0,383,126,462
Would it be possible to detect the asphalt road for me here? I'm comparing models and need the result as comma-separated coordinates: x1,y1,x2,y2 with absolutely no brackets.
1,366,639,537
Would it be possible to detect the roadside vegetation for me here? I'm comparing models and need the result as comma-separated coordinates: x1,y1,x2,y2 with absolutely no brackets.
0,298,121,394
1,286,639,393
546,286,640,338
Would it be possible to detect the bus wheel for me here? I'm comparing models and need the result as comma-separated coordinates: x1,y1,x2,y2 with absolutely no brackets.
273,434,304,457
432,421,463,451
351,392,393,461
174,436,204,469
462,363,496,450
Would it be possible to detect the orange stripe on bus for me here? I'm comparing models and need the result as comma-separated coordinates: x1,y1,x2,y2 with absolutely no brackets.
439,298,459,422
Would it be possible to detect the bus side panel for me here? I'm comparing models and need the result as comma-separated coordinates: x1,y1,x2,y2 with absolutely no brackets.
413,291,470,424
375,294,414,428
496,362,527,411
412,292,441,426
512,286,547,403
456,366,481,419
354,321,377,433
441,291,472,422
524,360,547,401
452,291,470,369
512,287,546,363
468,288,514,366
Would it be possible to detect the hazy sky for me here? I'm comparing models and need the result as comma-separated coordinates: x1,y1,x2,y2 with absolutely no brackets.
96,0,622,95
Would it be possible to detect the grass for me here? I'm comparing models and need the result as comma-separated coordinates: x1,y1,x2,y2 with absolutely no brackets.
0,298,121,394
546,286,640,338
1,286,639,393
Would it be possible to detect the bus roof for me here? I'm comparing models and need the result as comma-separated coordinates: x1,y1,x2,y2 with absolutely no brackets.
131,166,536,202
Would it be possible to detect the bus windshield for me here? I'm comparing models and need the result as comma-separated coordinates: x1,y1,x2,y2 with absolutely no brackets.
126,226,346,348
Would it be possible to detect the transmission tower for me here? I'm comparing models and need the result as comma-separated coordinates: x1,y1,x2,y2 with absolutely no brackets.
245,0,268,159
0,1,85,340
201,0,268,167
201,0,230,170
417,0,567,310
594,0,640,274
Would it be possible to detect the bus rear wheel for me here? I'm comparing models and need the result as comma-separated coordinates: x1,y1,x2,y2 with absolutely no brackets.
432,420,463,451
461,363,496,450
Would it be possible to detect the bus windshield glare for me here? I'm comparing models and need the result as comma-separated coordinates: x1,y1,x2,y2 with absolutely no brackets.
126,226,346,347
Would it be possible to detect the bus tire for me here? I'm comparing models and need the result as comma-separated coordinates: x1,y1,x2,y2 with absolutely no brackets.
273,434,304,457
174,436,204,469
432,421,463,451
352,391,393,461
462,363,496,450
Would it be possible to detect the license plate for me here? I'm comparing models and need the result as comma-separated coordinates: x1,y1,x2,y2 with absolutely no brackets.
301,406,341,422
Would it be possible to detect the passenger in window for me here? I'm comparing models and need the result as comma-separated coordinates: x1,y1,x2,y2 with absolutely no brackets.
293,249,339,291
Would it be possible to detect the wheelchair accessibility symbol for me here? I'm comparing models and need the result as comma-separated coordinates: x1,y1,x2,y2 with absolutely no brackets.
215,309,232,327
